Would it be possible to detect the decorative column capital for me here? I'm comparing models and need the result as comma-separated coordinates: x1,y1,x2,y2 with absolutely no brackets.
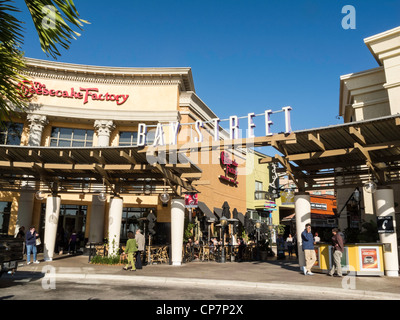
94,120,116,137
27,114,48,129
26,114,48,146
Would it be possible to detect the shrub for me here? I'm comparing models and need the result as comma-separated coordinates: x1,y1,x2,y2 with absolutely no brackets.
90,255,127,265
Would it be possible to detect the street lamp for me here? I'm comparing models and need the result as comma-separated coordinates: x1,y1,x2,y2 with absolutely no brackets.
220,216,228,263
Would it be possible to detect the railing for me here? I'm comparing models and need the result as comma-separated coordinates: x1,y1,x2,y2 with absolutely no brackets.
182,244,259,263
88,241,262,264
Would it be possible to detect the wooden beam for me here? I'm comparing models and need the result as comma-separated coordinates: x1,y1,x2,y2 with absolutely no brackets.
354,142,385,183
274,154,303,189
181,172,202,179
271,140,288,156
120,150,137,165
90,150,105,164
258,156,279,164
153,163,196,193
287,148,356,161
349,126,366,145
192,180,210,185
28,150,45,162
165,163,192,169
59,150,76,164
308,133,325,151
93,164,115,192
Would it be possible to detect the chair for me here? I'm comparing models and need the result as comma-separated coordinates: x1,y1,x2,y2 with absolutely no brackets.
202,246,210,261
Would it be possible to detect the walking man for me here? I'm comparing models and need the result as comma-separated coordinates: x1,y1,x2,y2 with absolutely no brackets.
135,229,145,269
301,223,316,275
328,228,344,277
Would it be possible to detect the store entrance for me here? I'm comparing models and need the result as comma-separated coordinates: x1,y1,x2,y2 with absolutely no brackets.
40,204,87,253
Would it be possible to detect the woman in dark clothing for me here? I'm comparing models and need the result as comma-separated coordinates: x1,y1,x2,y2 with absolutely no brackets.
25,226,40,264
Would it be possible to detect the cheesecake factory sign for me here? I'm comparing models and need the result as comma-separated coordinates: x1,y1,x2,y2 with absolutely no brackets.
18,80,129,105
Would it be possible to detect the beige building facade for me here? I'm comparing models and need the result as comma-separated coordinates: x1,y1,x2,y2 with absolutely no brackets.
338,27,400,267
0,58,268,262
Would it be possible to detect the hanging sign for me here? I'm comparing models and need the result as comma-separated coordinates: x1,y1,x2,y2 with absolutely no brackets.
218,151,239,185
377,216,394,234
184,193,198,208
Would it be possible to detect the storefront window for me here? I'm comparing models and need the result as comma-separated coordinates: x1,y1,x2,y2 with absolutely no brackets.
0,122,23,145
40,204,87,240
0,202,11,235
120,207,156,240
50,127,93,147
119,129,155,146
119,131,138,146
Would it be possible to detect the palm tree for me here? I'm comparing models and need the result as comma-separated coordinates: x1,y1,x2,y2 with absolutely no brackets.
0,0,88,125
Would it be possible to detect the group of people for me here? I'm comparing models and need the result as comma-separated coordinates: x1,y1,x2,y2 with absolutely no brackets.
301,223,344,277
121,229,145,271
56,228,84,255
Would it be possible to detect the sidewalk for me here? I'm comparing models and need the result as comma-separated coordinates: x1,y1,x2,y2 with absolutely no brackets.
14,253,400,300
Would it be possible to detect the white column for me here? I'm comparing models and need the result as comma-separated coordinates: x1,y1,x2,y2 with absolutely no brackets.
373,187,399,277
15,115,48,235
294,192,311,270
171,198,185,266
43,195,61,261
107,196,123,257
90,120,115,242
89,196,106,243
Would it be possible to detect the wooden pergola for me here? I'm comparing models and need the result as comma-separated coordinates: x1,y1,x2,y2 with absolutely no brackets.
0,145,202,196
1,114,399,196
258,114,400,190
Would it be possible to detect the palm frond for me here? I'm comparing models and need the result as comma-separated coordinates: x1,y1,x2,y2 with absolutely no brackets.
24,0,89,59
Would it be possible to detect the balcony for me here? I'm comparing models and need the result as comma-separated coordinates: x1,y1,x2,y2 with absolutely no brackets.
254,190,276,201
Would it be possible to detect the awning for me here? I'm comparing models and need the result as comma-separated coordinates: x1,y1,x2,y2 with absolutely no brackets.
197,201,215,220
213,207,222,218
236,212,244,225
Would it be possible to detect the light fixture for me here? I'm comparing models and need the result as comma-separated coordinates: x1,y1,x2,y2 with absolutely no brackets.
159,179,170,204
160,192,170,204
98,191,107,202
220,216,228,228
35,190,44,200
144,185,151,195
363,167,377,194
98,178,107,202
363,180,377,194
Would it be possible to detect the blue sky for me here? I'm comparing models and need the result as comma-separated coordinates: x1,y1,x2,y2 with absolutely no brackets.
15,0,400,138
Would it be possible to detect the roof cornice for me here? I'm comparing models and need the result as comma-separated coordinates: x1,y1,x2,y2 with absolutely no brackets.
23,57,195,92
